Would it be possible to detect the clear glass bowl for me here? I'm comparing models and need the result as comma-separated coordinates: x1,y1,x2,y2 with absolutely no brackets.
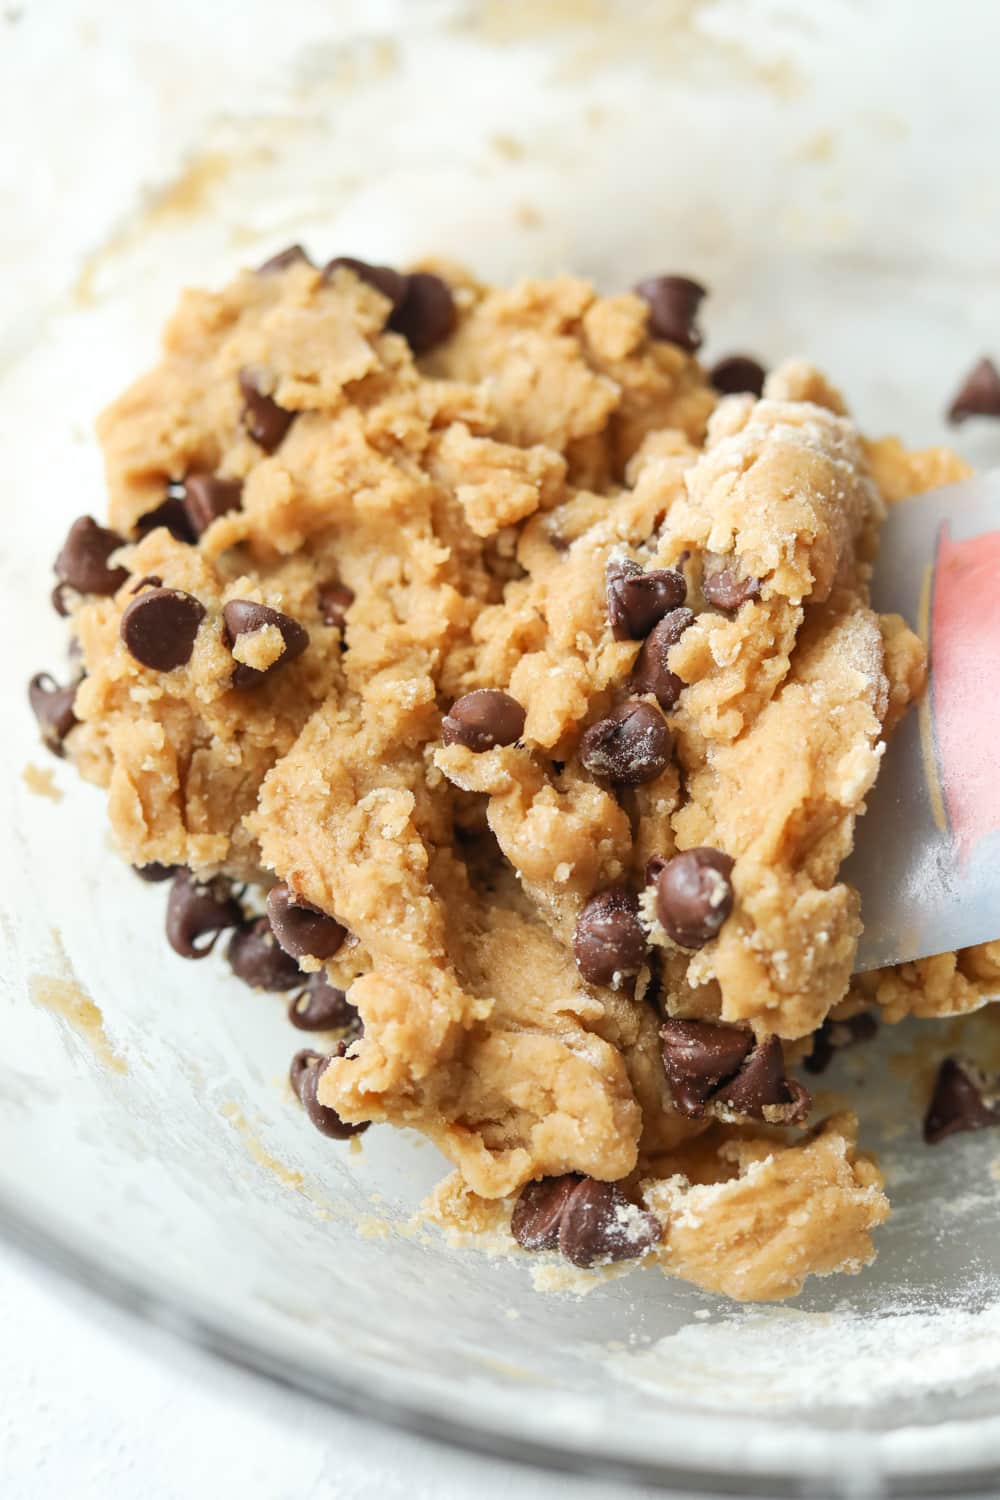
5,4,1000,1494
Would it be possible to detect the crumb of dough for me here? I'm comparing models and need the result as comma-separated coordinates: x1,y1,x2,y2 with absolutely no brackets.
868,945,1000,1024
22,763,63,801
45,256,989,1302
530,1259,636,1296
420,1170,516,1254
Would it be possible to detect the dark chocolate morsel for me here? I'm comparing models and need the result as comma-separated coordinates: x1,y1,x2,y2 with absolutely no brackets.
714,1035,811,1124
924,1057,1000,1144
54,516,128,597
628,607,694,710
557,1179,662,1268
288,973,359,1032
133,862,179,883
323,256,409,312
655,847,734,948
573,889,647,986
709,354,766,397
606,558,686,640
257,244,313,274
578,701,673,786
441,690,526,751
290,1048,326,1097
223,599,310,688
947,357,1000,424
165,871,243,959
633,274,706,352
510,1175,582,1252
702,562,761,612
28,673,79,756
134,497,197,545
660,1018,754,1118
291,1046,368,1139
389,272,457,355
266,883,347,961
317,580,355,631
804,1012,878,1075
227,916,304,991
238,368,296,452
119,587,206,671
51,582,74,616
511,1174,661,1267
183,474,243,536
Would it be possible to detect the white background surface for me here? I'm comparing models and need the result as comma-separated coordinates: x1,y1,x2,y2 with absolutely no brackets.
0,1244,674,1500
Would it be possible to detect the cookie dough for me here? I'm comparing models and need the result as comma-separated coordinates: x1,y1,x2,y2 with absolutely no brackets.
34,252,995,1301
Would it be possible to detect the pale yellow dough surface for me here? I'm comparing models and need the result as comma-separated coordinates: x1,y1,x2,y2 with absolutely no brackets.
60,259,993,1301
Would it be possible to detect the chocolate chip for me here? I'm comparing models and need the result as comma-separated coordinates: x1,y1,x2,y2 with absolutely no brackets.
222,599,310,688
134,497,197,545
511,1174,661,1267
266,883,347,961
290,1047,325,1097
257,244,312,274
557,1179,662,1268
628,607,694,710
54,516,128,597
323,256,410,312
578,701,673,786
640,946,664,1015
165,870,244,958
714,1036,811,1124
51,582,73,617
290,1047,368,1139
654,847,734,948
28,673,79,756
510,1175,581,1252
238,368,296,452
947,357,1000,424
702,561,761,612
709,354,766,397
288,973,358,1032
119,586,205,671
924,1057,1000,1144
634,274,706,352
804,1011,878,1075
227,916,303,992
129,574,163,594
317,580,354,630
133,862,179,883
660,1018,754,1117
182,474,243,536
441,689,526,751
606,558,687,640
573,888,647,986
389,272,457,355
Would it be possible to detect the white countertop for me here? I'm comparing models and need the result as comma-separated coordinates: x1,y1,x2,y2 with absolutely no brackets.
0,1245,677,1500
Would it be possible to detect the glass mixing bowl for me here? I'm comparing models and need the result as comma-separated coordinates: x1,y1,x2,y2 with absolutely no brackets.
5,3,1000,1494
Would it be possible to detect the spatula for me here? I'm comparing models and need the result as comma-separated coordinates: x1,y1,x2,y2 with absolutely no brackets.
847,470,1000,970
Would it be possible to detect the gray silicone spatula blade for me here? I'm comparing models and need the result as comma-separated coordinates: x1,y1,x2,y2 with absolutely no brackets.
847,470,1000,971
